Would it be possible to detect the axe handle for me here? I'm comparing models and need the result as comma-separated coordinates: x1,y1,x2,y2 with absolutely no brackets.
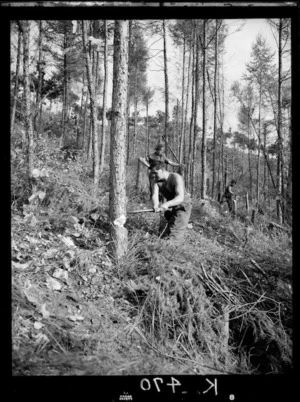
127,208,172,214
162,135,180,163
127,209,154,214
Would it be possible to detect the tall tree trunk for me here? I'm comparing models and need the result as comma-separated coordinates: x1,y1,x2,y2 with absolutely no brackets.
133,66,138,158
232,143,236,179
126,21,132,165
263,122,267,201
256,87,262,206
82,92,88,155
11,27,22,136
109,20,129,260
276,18,283,223
175,98,179,156
61,23,69,146
179,34,186,164
285,118,292,224
183,44,192,177
87,119,93,160
224,151,228,189
191,21,200,198
163,20,169,158
187,26,196,193
200,19,207,199
247,122,253,202
217,57,225,193
76,74,85,149
82,20,99,187
100,20,108,172
18,21,34,185
146,100,150,154
212,19,218,199
34,20,44,139
220,63,225,192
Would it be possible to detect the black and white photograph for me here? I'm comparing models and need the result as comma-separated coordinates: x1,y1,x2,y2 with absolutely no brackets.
7,1,297,400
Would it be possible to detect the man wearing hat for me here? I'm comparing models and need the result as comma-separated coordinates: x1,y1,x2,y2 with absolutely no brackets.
139,143,184,197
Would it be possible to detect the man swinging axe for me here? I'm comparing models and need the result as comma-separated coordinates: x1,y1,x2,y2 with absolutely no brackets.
138,143,184,199
150,161,192,244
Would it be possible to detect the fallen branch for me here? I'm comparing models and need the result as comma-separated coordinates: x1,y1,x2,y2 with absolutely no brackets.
239,268,254,287
268,221,291,233
250,259,269,281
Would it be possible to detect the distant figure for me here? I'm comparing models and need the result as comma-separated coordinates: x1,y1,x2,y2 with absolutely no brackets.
151,161,192,244
61,144,80,161
139,143,184,198
220,180,236,217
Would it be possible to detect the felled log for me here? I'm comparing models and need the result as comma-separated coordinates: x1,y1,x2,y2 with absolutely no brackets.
268,221,291,233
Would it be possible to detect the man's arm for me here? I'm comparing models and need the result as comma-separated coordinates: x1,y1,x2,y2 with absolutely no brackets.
139,157,150,168
152,182,160,211
164,156,180,168
160,175,185,210
228,185,234,195
165,157,185,168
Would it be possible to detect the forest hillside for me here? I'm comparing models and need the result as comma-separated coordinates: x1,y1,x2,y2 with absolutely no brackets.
10,17,292,378
12,134,292,376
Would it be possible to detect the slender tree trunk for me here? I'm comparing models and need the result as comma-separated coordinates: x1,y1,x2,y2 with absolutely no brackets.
34,20,44,139
224,152,228,189
179,34,186,164
87,119,93,159
276,18,283,223
82,92,88,154
183,44,192,177
247,145,253,202
263,123,267,201
133,66,138,158
126,20,132,165
76,74,85,149
163,19,169,158
61,23,69,146
146,100,149,154
136,159,141,191
232,144,236,179
183,44,192,174
187,26,196,193
256,87,262,206
217,57,225,192
285,119,292,224
82,20,99,187
192,22,200,198
18,21,34,185
11,27,22,136
212,19,218,199
100,20,108,172
201,19,207,199
175,98,179,157
109,20,129,260
220,64,225,192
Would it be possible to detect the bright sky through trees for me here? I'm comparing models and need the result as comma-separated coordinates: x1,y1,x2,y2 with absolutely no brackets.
11,18,290,136
144,18,289,133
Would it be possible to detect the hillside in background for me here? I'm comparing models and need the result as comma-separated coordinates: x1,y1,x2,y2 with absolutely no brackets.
11,135,292,376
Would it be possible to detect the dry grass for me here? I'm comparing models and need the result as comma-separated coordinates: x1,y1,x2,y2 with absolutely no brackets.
11,138,292,375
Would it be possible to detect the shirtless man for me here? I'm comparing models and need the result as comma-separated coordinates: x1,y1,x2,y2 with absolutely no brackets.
151,161,192,244
139,143,184,198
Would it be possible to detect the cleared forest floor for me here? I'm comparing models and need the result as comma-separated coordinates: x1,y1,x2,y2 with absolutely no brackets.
11,137,292,376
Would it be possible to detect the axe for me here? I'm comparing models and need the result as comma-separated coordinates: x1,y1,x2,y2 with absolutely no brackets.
127,208,171,214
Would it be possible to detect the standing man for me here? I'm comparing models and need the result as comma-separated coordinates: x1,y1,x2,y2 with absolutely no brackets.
139,143,184,197
151,161,192,244
220,180,236,217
